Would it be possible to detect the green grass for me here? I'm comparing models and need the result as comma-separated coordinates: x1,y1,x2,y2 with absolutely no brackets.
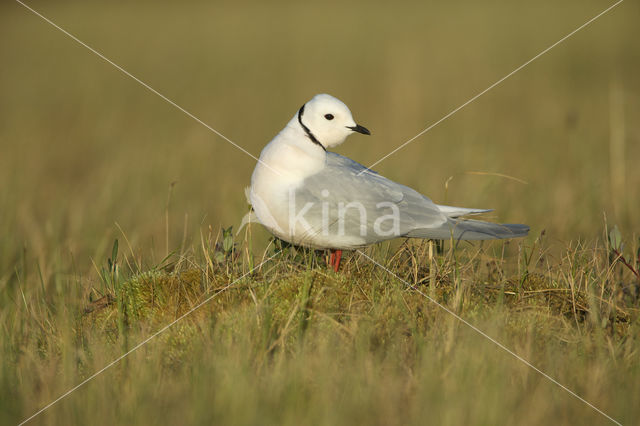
2,0,640,424
3,231,640,425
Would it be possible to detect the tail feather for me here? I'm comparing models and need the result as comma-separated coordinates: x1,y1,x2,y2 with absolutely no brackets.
436,204,492,218
407,219,529,241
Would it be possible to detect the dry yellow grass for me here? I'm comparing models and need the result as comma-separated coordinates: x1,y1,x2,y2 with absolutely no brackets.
1,1,639,424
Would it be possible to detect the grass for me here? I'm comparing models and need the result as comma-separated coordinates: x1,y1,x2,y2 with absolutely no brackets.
2,0,640,424
3,228,640,425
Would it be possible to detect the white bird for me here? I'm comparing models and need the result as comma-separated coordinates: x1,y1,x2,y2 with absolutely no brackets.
249,94,528,271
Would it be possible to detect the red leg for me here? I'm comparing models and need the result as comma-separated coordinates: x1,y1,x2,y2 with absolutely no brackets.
333,250,342,272
329,251,335,269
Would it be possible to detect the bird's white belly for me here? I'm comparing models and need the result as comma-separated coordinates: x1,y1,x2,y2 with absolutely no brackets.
250,175,367,250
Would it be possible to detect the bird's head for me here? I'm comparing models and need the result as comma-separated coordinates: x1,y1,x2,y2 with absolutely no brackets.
296,94,370,150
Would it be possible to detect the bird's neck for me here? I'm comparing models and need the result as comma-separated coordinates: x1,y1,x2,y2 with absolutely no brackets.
254,117,327,182
283,115,327,156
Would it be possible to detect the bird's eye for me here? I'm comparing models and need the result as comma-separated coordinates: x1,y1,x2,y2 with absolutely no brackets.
324,114,334,120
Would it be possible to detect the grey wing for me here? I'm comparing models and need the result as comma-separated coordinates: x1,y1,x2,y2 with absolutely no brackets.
294,152,447,245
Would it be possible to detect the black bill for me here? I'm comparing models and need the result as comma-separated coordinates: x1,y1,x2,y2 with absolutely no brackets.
347,124,371,135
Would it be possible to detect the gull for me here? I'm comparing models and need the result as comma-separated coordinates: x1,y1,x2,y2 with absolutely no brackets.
249,94,529,271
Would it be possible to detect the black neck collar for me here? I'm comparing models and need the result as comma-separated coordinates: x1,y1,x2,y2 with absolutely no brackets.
297,104,326,152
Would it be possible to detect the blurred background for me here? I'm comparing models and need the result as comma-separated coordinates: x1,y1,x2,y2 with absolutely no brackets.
1,0,638,273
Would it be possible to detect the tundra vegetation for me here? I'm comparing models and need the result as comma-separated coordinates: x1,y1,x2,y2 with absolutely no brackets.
1,1,639,424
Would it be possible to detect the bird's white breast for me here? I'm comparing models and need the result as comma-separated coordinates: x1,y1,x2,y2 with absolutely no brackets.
250,122,326,241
